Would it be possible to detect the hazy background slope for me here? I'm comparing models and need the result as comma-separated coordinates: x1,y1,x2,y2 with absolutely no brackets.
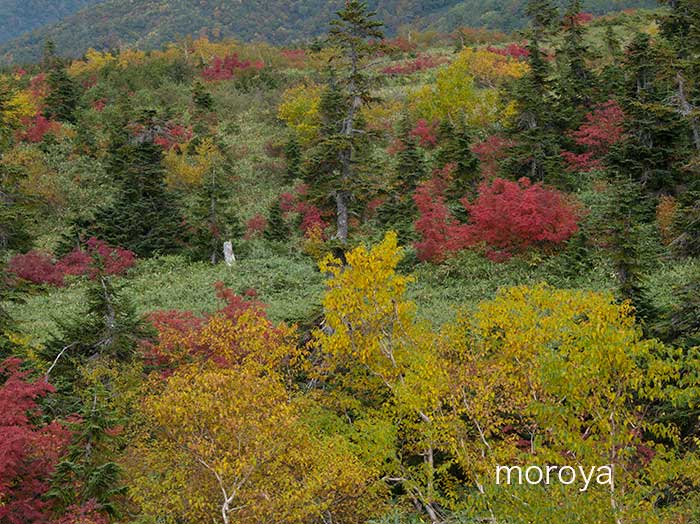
0,0,657,64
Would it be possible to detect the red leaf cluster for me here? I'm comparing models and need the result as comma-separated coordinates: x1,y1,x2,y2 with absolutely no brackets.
471,135,515,179
8,238,136,287
17,114,61,143
562,100,625,172
414,177,581,263
463,178,581,259
382,54,448,75
55,500,109,524
245,213,268,239
413,178,470,263
201,53,264,81
0,358,71,524
143,282,270,374
276,186,328,237
411,119,438,148
153,123,193,150
485,43,530,60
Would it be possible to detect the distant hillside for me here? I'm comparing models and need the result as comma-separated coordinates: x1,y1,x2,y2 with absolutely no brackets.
0,0,103,45
0,0,658,64
428,0,657,33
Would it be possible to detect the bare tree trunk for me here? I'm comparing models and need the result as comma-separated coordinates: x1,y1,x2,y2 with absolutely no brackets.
336,189,349,244
676,72,700,151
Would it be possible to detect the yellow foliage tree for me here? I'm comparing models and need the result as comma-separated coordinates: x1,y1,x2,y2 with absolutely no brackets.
409,47,527,126
163,137,222,188
440,284,692,523
68,48,116,77
278,83,322,144
314,232,451,521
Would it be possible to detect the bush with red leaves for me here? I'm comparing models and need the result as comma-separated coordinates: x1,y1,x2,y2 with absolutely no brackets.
245,214,268,240
142,282,270,374
413,178,471,263
269,186,328,238
8,239,136,287
201,53,264,81
463,178,582,259
153,123,193,150
414,177,581,263
561,100,625,172
17,114,60,143
382,55,448,75
486,43,530,60
411,119,438,148
55,500,109,524
471,135,516,179
0,358,72,524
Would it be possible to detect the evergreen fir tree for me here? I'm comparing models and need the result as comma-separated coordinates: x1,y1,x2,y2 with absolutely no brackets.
189,159,242,264
435,116,480,199
285,135,302,181
556,0,595,125
305,0,384,244
264,198,290,242
44,60,79,124
505,37,565,186
87,113,184,257
377,112,427,241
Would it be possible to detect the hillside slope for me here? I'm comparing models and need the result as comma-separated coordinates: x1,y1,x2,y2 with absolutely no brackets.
0,0,103,44
1,0,656,64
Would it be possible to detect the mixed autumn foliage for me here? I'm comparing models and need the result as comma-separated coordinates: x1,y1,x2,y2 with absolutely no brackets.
1,1,700,523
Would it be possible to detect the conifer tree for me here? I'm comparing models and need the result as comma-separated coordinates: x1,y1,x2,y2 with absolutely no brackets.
43,43,79,125
284,135,302,181
435,116,480,199
608,32,682,194
377,112,427,240
189,157,242,264
505,37,565,185
556,0,595,124
306,0,384,244
264,198,290,242
87,112,184,257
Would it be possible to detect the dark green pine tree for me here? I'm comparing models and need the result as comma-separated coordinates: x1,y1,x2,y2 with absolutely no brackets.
555,0,595,125
43,43,79,124
88,115,184,257
264,198,291,242
285,135,302,182
377,112,427,241
659,0,700,153
525,0,559,37
671,180,700,256
189,160,243,264
504,36,565,186
42,263,144,518
604,172,655,321
316,0,384,244
0,264,16,359
434,116,480,199
42,269,147,414
192,81,215,139
607,32,683,195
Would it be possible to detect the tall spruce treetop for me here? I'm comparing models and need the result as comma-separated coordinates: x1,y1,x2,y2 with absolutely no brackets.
557,0,594,116
323,0,384,244
525,0,559,38
88,110,184,257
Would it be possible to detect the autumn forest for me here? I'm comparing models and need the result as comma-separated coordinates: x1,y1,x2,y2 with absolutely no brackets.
1,1,700,523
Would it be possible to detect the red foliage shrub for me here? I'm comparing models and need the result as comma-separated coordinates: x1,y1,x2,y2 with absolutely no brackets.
29,73,48,101
413,177,581,263
486,43,530,60
471,135,515,179
201,53,264,81
382,54,448,75
562,100,625,172
245,214,267,239
413,178,470,263
0,358,71,524
7,251,63,286
273,186,328,238
153,123,193,150
381,36,417,54
55,500,109,524
9,239,136,287
411,119,439,148
463,178,581,258
280,48,307,68
92,98,107,112
143,283,269,373
17,114,60,143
